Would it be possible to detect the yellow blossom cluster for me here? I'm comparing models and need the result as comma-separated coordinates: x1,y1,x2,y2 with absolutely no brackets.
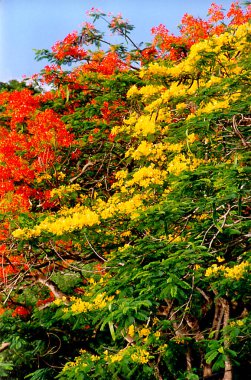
224,261,249,280
139,62,172,78
229,320,244,327
62,345,151,370
55,292,114,315
50,183,81,198
120,230,132,237
173,337,186,345
12,207,100,238
138,327,151,337
195,100,229,117
109,351,124,363
57,171,66,180
167,154,204,176
126,85,139,98
196,213,209,221
131,348,150,364
90,355,100,361
125,140,183,162
13,188,150,240
62,356,86,372
127,84,165,100
53,296,68,306
125,165,167,188
105,346,151,365
186,133,198,144
205,261,249,280
128,324,135,337
36,173,52,183
167,234,183,243
127,325,151,339
132,114,157,136
205,264,225,277
139,22,251,123
141,23,250,82
97,193,147,220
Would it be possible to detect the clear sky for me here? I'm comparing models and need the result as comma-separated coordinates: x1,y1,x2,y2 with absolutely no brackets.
0,0,236,82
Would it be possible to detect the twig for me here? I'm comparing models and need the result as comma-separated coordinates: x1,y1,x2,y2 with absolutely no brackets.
232,115,250,148
69,161,95,183
84,233,107,262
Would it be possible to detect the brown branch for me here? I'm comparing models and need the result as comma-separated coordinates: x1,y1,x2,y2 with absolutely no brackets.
211,298,225,340
232,115,250,148
36,274,65,299
0,342,10,352
69,161,95,183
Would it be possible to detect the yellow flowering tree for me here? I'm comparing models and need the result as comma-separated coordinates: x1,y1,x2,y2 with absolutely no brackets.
0,3,250,380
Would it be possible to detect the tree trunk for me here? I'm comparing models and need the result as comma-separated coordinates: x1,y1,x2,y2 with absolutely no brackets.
221,299,232,380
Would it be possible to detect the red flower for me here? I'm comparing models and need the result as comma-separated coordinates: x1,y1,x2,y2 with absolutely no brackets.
12,306,30,318
108,133,116,142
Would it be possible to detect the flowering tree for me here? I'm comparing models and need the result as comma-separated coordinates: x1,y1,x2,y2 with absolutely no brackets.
0,2,250,379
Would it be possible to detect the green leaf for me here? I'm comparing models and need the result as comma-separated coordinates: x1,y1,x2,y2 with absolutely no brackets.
170,285,178,298
108,321,116,341
205,350,219,364
218,346,224,354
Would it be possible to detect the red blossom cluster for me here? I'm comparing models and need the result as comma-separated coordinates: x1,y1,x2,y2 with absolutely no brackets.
151,1,251,60
79,51,128,75
0,88,40,129
12,306,30,318
52,31,87,61
0,88,74,218
0,247,29,284
36,292,55,307
40,64,63,86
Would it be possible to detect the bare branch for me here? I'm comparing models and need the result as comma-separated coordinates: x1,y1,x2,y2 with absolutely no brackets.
69,161,95,183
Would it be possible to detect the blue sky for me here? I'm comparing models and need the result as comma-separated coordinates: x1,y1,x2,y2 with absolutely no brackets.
0,0,236,82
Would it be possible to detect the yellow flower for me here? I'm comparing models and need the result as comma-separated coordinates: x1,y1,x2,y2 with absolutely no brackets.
138,327,151,337
110,352,124,363
187,133,198,144
131,348,150,364
121,230,132,237
127,85,138,98
12,228,26,239
167,154,204,176
216,256,224,263
133,115,157,136
58,171,66,180
224,261,249,280
154,331,161,339
90,355,100,362
36,173,52,183
18,207,100,238
205,264,224,277
51,183,81,198
53,298,62,306
230,320,244,327
128,324,135,337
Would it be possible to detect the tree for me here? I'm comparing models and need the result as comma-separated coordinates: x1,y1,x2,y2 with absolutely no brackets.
0,2,250,379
